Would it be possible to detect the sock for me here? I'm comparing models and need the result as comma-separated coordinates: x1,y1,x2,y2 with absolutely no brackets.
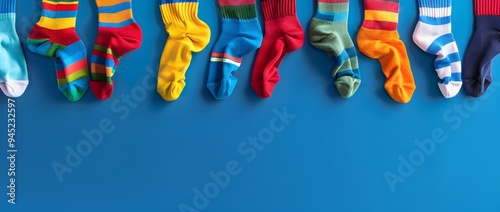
158,0,211,101
90,0,142,100
413,0,461,98
0,0,28,97
207,0,263,100
251,0,304,98
463,0,500,97
357,0,416,103
27,0,89,102
309,0,361,98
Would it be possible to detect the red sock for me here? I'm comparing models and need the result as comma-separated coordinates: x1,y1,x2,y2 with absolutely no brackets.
90,0,142,100
251,0,304,98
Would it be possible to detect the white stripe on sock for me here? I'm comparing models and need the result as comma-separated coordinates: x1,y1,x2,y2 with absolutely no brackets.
210,57,241,67
413,22,452,50
420,7,452,18
436,41,459,60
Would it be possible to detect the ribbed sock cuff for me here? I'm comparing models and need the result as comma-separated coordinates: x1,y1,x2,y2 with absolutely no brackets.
474,0,500,16
219,0,256,6
219,3,257,19
363,0,399,13
0,0,15,14
261,0,297,20
160,2,199,23
161,0,198,4
95,0,130,7
419,0,451,8
419,0,451,17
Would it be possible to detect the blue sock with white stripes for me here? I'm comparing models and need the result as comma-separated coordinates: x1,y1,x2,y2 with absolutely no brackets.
0,0,28,97
413,0,462,98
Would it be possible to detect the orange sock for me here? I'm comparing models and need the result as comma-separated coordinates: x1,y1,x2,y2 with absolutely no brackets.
357,0,415,103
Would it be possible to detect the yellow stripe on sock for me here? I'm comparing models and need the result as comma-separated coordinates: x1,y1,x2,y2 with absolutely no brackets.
95,0,130,7
364,10,398,23
37,16,76,30
42,0,78,4
98,9,133,23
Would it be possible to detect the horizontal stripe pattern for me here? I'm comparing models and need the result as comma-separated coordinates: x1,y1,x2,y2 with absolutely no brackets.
313,0,360,87
37,0,78,30
96,0,134,28
211,52,242,67
315,0,348,22
474,0,500,16
362,0,399,31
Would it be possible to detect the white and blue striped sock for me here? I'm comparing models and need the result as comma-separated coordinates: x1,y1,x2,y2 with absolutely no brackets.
413,0,462,98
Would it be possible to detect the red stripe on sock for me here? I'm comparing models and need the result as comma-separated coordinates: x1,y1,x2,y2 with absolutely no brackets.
28,26,80,46
92,49,107,58
212,53,242,62
106,52,119,66
94,24,142,56
362,20,398,30
474,0,500,15
56,59,88,78
363,0,399,13
42,2,78,11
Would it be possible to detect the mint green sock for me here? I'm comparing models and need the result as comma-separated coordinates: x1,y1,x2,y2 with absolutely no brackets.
309,0,360,98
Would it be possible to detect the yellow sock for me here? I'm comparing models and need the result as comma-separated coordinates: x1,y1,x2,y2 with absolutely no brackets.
157,0,211,101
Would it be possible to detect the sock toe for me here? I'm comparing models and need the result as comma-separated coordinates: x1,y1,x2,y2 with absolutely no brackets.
61,86,85,102
385,83,416,104
438,81,462,98
90,81,114,100
334,76,360,98
158,80,186,101
217,77,237,100
0,81,29,98
464,79,489,97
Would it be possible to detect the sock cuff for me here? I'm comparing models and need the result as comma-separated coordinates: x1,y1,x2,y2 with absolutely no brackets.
418,0,451,8
418,0,451,17
0,0,15,14
317,0,349,4
161,0,198,3
363,0,399,13
474,0,500,16
219,0,256,6
219,1,257,20
95,0,128,6
160,2,199,24
261,0,297,20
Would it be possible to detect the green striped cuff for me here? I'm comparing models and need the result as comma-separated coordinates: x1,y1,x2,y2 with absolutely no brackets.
220,4,257,20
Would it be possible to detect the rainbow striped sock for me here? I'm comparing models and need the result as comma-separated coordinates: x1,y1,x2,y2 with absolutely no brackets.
90,0,142,100
28,0,89,102
207,0,263,99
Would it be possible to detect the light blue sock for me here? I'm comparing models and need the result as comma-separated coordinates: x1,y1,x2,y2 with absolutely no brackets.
0,0,28,98
207,0,263,100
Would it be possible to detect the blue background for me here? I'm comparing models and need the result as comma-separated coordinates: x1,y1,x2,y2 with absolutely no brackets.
2,0,500,211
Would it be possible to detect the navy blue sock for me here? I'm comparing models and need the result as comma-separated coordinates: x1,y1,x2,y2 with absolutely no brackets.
463,1,500,97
